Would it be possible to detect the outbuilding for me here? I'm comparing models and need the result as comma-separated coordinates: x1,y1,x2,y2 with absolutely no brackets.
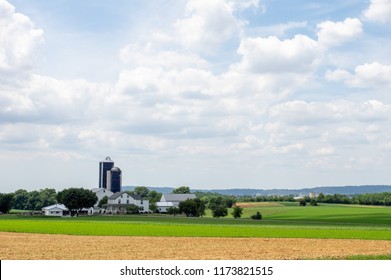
42,204,69,216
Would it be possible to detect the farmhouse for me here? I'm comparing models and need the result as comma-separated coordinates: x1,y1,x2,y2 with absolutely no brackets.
105,191,149,214
91,188,114,206
157,193,196,213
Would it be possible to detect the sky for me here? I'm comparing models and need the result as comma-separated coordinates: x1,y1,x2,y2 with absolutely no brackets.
1,0,391,192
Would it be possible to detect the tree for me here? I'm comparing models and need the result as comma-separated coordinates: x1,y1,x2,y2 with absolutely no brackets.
179,199,197,217
178,198,205,217
232,205,243,218
194,198,206,217
208,196,223,211
98,196,108,208
126,204,140,214
147,190,162,204
133,186,150,199
310,199,318,206
299,199,307,206
167,206,180,216
57,188,98,216
317,192,325,202
251,211,262,220
12,189,29,210
212,205,228,218
172,186,190,194
0,193,14,214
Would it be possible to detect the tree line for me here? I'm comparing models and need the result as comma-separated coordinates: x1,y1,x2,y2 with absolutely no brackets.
1,186,391,215
235,192,391,206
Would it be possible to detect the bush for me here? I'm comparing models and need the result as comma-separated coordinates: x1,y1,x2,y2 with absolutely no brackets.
299,200,307,206
126,204,140,214
310,199,318,206
251,211,262,220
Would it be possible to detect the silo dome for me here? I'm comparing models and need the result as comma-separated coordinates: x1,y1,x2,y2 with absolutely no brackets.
111,167,121,172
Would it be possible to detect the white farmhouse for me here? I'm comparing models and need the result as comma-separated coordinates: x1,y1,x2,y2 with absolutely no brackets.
157,193,197,213
91,188,114,214
106,192,149,214
91,188,114,206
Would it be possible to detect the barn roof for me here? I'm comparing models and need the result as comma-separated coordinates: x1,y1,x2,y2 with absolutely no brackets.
161,193,197,202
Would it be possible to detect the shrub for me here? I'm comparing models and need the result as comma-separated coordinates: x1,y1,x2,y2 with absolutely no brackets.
251,211,262,220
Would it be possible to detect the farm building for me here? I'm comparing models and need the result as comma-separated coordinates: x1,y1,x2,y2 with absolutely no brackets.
91,188,114,206
157,193,197,213
91,188,114,213
42,204,70,216
105,192,149,214
42,204,93,216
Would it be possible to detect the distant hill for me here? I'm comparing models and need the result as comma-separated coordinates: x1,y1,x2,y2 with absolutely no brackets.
122,185,391,196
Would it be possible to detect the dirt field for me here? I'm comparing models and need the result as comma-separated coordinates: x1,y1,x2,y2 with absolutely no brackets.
1,232,391,260
235,202,284,208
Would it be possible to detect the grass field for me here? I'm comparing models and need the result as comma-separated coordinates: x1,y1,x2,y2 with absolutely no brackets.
1,203,390,240
1,203,391,259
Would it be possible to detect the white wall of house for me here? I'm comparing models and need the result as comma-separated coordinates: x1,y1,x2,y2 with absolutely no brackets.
91,188,114,207
107,192,149,213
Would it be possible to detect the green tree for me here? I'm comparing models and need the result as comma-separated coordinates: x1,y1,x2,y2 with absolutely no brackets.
133,186,150,199
39,188,57,208
13,189,29,210
98,196,108,208
179,199,197,217
126,204,140,214
232,205,243,218
57,188,98,216
317,192,325,202
208,196,223,211
299,199,307,206
310,199,318,206
0,193,14,213
172,186,190,194
194,198,206,217
147,190,162,203
212,205,228,218
178,198,205,217
167,206,180,216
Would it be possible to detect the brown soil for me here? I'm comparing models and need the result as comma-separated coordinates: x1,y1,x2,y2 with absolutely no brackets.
1,232,391,260
235,202,284,208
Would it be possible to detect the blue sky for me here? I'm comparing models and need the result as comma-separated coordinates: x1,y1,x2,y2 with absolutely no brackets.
1,0,391,192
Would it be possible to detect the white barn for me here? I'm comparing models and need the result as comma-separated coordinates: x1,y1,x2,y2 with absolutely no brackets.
42,204,69,216
157,193,197,213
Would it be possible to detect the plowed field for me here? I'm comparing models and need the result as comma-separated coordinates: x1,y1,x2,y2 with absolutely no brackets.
2,232,391,260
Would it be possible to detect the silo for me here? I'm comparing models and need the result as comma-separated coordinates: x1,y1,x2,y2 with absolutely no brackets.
99,157,114,189
109,166,122,193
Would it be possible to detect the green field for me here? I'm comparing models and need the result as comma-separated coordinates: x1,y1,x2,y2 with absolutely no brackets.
1,203,390,240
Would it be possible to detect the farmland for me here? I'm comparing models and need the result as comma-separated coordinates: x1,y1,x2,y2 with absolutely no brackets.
1,203,391,259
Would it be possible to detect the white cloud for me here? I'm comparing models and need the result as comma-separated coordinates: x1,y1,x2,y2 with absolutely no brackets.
174,0,247,52
348,62,391,87
327,62,391,88
363,0,391,23
325,69,353,82
236,35,319,73
0,0,43,77
119,43,209,70
317,17,362,48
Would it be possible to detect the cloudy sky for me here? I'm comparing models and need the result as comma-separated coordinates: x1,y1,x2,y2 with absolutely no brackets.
1,0,391,192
